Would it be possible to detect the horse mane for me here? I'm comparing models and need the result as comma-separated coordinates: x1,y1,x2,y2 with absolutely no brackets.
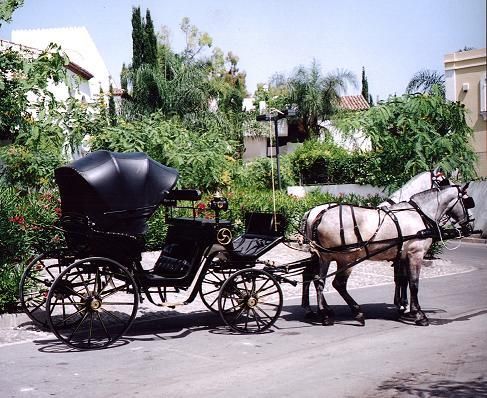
409,185,458,207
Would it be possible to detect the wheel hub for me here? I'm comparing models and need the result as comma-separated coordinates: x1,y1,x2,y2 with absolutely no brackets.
85,296,102,311
247,296,258,308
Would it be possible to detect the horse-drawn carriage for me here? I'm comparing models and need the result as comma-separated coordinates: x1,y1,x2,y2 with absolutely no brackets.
19,151,314,350
19,151,476,350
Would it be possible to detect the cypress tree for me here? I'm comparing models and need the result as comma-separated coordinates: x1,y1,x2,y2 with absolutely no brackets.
108,83,117,126
131,6,144,70
144,9,158,66
120,63,128,92
361,67,368,102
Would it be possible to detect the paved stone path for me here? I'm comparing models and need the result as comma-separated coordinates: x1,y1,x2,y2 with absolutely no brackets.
0,243,476,346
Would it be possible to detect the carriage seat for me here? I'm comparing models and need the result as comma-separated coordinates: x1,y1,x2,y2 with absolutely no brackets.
153,255,191,277
229,212,285,261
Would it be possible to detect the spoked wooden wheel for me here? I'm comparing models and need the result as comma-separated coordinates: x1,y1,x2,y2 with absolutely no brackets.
46,257,138,350
199,253,237,313
218,269,283,333
20,249,75,329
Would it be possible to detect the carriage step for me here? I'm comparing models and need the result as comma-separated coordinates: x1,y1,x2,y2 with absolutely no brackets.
153,301,186,308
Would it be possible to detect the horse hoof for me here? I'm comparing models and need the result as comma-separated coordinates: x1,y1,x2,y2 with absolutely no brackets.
355,313,365,326
322,318,335,326
415,318,429,326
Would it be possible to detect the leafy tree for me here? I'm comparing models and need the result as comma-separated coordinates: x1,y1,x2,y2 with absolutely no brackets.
0,44,68,142
0,0,23,27
406,69,445,97
287,60,357,137
180,17,213,61
335,86,477,188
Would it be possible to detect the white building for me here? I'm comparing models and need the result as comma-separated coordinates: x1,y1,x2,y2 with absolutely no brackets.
11,26,111,99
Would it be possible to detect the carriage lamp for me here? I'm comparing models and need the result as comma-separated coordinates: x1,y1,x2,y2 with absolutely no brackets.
210,192,229,223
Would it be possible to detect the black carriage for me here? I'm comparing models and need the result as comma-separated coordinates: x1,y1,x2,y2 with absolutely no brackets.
20,151,312,350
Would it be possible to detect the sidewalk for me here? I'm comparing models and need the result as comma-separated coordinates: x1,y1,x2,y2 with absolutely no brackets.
0,242,478,346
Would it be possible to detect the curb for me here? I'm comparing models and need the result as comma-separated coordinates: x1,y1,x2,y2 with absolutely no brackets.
0,313,30,329
462,237,487,244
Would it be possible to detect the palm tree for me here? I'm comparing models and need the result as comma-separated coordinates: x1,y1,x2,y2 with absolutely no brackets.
288,60,357,137
406,69,445,97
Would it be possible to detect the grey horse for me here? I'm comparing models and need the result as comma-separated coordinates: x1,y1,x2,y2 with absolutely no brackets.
302,184,473,326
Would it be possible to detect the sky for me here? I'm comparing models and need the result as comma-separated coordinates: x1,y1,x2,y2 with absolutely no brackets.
1,0,486,101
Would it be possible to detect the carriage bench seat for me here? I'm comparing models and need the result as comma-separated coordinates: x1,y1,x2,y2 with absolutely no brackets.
230,234,283,261
229,212,285,261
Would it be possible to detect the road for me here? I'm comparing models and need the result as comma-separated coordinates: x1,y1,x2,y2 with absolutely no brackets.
0,242,486,397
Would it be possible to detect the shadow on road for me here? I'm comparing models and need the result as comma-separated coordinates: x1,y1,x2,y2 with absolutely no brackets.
375,374,487,397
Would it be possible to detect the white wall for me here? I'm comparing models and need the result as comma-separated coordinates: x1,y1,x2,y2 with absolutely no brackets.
12,27,110,96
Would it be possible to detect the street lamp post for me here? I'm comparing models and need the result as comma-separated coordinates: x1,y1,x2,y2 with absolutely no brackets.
256,109,295,190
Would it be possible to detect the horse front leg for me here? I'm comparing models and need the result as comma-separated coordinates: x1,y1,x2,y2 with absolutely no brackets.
332,265,365,326
316,257,335,326
407,255,429,326
301,254,320,318
301,264,313,318
393,259,409,314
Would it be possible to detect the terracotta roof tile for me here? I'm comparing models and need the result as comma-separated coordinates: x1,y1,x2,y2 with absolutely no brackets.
339,95,370,110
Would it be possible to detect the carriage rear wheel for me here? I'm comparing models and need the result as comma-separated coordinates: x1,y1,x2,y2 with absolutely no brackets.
199,253,237,313
46,257,138,350
218,269,283,333
20,248,75,329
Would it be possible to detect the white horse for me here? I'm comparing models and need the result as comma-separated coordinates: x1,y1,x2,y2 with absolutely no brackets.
306,184,473,326
301,170,448,315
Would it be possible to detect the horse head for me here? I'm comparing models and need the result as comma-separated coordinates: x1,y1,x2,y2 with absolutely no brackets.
441,184,475,230
410,185,474,229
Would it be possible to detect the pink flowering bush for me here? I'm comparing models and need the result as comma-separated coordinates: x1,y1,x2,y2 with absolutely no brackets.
0,186,62,312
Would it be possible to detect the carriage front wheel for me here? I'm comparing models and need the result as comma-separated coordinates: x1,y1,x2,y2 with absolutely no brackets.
218,269,283,333
46,257,139,350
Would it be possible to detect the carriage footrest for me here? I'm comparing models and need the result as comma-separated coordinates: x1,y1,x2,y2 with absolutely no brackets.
153,255,190,276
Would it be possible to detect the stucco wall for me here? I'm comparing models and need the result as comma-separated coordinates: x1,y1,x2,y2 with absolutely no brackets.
467,180,487,237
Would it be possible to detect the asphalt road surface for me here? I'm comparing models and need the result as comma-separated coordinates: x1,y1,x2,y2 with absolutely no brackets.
0,242,486,398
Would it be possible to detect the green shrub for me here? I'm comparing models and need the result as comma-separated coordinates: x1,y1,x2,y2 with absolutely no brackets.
0,186,62,313
232,156,297,190
0,145,63,190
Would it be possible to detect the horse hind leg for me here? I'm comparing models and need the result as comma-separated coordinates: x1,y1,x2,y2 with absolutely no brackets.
332,266,365,326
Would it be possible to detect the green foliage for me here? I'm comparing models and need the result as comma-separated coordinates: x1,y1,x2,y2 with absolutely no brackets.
91,112,236,192
406,69,445,97
0,0,23,27
0,264,22,313
131,6,145,70
0,44,69,141
334,89,477,189
233,156,297,190
0,145,63,189
287,60,357,137
144,9,158,66
224,187,382,236
0,186,63,313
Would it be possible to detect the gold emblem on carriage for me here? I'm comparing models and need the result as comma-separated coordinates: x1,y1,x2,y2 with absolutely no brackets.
216,228,232,245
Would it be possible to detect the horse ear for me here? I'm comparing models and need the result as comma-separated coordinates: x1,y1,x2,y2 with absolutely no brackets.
462,182,470,193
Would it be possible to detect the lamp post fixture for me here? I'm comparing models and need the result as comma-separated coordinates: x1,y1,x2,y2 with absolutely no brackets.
256,108,296,190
